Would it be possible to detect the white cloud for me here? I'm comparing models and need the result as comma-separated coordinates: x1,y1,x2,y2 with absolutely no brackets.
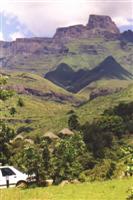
0,32,4,40
1,0,133,37
9,31,25,40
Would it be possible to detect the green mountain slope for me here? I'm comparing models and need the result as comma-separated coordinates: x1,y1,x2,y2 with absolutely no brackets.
45,56,133,93
1,72,133,138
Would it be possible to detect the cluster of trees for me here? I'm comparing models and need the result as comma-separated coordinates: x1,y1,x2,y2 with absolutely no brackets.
6,102,133,183
10,134,87,184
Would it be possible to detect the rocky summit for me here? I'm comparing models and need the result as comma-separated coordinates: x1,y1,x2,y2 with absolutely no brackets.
53,14,120,41
87,15,120,34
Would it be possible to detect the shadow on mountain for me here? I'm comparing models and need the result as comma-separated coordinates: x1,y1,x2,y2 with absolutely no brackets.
45,56,133,93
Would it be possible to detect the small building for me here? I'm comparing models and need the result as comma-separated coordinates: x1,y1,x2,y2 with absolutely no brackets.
43,131,59,141
58,128,74,138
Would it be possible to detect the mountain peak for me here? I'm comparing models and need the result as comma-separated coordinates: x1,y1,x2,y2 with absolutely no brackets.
53,14,120,41
87,14,120,34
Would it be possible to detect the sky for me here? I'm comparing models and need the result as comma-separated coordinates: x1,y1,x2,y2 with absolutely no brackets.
0,0,133,41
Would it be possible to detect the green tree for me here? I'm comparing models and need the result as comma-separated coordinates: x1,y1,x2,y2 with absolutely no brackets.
53,135,85,183
68,114,80,131
10,107,17,116
0,122,15,165
20,145,44,183
18,97,25,107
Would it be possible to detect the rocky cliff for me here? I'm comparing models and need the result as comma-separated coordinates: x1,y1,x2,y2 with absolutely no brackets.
1,14,120,56
87,15,120,34
0,14,132,72
53,15,120,41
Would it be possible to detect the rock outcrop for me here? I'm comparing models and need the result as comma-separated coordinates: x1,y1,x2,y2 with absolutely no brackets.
120,30,133,43
89,87,123,100
53,14,120,41
87,15,120,34
1,14,120,58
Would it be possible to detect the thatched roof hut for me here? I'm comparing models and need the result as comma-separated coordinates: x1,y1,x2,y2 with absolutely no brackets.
58,128,74,138
24,138,34,144
14,135,24,141
43,131,59,140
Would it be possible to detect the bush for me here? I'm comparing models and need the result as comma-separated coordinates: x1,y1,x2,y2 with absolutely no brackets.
127,187,133,200
0,90,14,100
84,159,116,181
10,107,17,116
18,98,25,107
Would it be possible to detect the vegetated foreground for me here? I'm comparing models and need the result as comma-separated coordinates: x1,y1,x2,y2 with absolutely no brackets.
1,178,133,200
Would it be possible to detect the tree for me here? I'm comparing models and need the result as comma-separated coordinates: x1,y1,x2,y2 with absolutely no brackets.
82,121,114,158
53,135,85,183
20,145,44,183
0,122,15,165
68,114,80,131
10,107,17,116
18,97,25,107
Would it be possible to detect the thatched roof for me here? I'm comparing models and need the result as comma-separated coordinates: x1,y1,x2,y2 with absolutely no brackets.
14,135,24,140
43,132,59,140
24,138,34,144
10,135,24,144
58,128,74,137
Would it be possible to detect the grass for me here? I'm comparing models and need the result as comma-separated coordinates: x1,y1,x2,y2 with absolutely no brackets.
1,178,133,200
1,72,133,138
78,79,133,98
1,94,71,138
76,83,133,124
6,71,71,95
4,38,133,74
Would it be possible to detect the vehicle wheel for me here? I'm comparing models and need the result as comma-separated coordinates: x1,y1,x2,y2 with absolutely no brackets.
16,181,28,189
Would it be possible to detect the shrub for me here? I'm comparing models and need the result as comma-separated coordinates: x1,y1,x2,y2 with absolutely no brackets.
84,159,116,181
18,98,25,107
10,107,17,116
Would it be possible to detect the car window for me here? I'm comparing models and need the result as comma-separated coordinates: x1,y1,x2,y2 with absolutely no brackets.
1,168,16,176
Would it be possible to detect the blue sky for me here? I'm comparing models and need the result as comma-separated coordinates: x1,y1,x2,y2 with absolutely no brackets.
0,0,133,41
1,13,34,40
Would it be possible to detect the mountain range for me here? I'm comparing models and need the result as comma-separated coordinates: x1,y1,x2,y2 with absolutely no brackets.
0,14,133,94
1,14,133,137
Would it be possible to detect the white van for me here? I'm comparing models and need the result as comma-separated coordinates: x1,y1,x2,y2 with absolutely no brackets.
0,166,35,188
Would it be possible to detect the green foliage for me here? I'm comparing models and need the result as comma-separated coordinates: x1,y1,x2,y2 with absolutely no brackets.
82,122,114,158
84,159,116,181
97,115,125,136
0,75,8,85
127,187,133,200
52,134,85,183
0,122,15,165
17,97,25,107
10,107,17,116
68,114,80,131
0,89,14,101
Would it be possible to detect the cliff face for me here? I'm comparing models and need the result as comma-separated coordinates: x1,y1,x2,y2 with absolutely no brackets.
0,14,120,56
87,15,120,34
53,14,120,40
0,14,131,71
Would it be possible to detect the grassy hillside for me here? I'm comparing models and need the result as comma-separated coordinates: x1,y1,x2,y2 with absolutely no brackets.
62,38,133,72
1,178,133,200
1,94,71,138
79,79,133,98
6,71,72,95
76,83,133,124
1,71,133,138
3,38,133,75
